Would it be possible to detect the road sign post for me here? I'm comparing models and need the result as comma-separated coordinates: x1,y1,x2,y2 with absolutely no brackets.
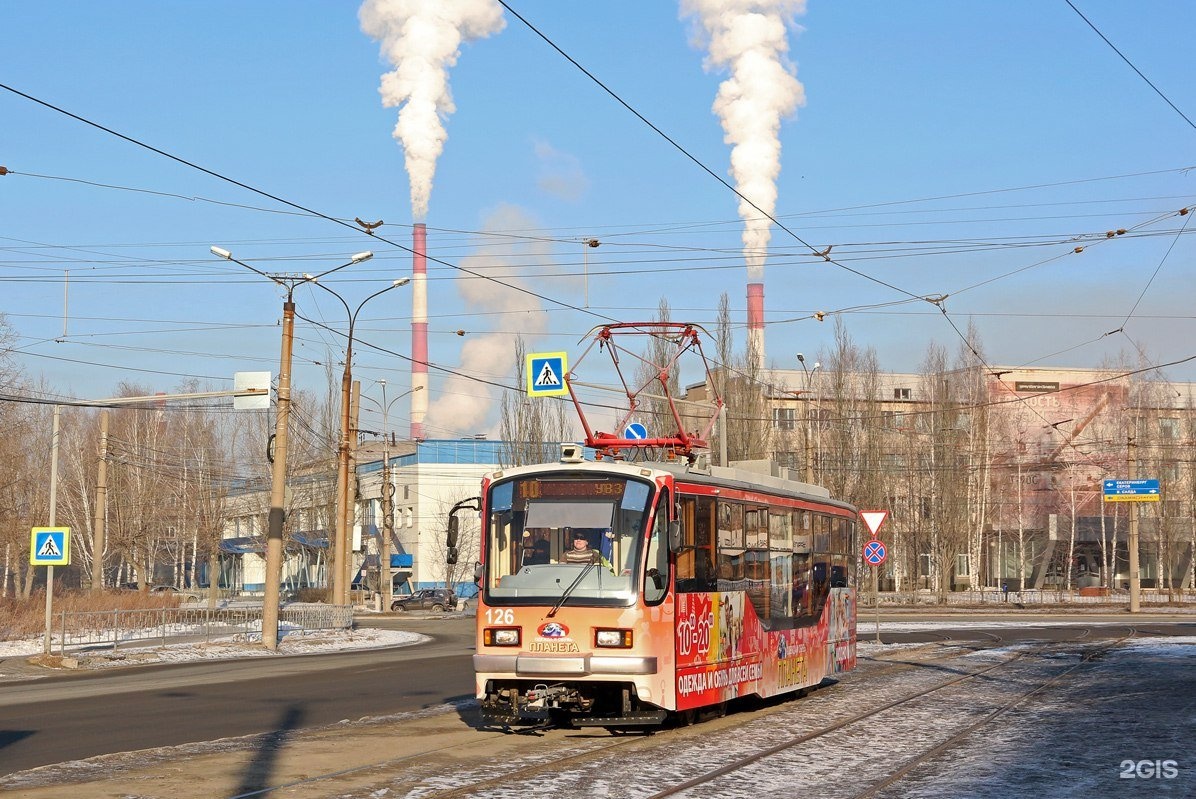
31,526,70,657
859,510,889,644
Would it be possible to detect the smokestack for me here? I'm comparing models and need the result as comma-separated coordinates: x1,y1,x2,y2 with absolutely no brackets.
411,223,429,439
747,282,765,370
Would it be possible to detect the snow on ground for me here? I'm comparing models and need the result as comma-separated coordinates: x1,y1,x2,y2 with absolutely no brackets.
0,625,425,669
0,618,1153,674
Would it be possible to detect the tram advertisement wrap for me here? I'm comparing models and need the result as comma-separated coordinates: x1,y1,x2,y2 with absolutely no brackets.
674,590,855,709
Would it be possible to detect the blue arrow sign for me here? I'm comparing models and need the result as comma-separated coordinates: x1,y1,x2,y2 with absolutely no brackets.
1102,479,1159,494
623,422,648,440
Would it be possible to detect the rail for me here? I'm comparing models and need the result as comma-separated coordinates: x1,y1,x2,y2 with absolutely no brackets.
51,603,354,656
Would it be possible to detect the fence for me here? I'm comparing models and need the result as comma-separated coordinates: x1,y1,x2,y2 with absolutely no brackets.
861,589,1196,607
52,604,354,656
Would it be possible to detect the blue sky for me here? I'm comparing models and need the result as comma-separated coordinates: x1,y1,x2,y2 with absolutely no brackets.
3,1,1194,439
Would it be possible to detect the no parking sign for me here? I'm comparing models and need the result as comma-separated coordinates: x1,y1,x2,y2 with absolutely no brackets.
862,538,887,566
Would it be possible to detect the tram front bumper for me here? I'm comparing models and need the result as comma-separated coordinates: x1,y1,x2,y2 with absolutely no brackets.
473,654,658,677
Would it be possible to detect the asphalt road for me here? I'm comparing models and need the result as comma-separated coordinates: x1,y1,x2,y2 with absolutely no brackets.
1,611,1191,776
0,616,477,775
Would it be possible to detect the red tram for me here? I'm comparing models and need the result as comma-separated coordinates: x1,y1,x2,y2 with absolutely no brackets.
461,448,857,728
450,324,858,728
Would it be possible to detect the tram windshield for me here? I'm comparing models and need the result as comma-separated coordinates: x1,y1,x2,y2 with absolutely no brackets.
483,474,654,605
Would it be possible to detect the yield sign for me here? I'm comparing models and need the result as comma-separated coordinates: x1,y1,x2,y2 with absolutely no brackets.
860,510,889,537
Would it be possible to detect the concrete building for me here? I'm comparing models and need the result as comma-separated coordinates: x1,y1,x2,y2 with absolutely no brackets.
689,364,1196,594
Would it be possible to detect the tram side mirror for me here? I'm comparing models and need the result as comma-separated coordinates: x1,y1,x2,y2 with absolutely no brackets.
446,546,458,566
446,516,459,548
473,561,483,585
668,520,682,552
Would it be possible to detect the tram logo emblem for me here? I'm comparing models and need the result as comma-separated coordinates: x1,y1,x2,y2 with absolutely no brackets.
538,622,569,638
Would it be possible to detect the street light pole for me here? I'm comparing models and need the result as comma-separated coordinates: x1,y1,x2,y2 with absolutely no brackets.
210,245,373,648
306,277,410,606
362,382,423,612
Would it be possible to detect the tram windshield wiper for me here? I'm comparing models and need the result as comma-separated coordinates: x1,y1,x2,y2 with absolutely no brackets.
547,561,598,618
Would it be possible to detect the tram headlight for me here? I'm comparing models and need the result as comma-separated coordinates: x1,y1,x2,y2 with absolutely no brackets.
484,627,521,647
595,628,633,648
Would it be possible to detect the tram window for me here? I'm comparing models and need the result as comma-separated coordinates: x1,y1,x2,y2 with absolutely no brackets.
810,558,830,617
745,509,767,549
716,501,746,590
830,554,849,588
770,510,792,550
792,552,813,620
745,549,770,622
831,518,849,554
770,551,792,622
678,497,716,593
813,515,831,552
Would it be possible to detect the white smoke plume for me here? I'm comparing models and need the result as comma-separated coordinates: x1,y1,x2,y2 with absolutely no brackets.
681,0,806,281
360,0,505,220
423,204,556,436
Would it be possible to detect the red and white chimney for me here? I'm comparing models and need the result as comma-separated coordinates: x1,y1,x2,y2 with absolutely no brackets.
747,282,765,370
411,223,429,439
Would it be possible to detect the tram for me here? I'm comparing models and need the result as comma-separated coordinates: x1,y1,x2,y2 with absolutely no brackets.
447,323,858,728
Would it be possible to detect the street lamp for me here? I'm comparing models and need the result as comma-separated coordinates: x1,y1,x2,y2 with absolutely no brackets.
304,275,410,606
209,245,373,650
360,382,423,611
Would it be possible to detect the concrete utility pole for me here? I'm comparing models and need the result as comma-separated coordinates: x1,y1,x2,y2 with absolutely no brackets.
261,295,296,649
1128,433,1141,613
91,410,109,592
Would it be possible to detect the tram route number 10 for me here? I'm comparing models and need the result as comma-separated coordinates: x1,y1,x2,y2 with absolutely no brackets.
486,608,515,625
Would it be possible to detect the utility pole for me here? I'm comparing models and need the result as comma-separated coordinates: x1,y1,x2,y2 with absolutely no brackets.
380,381,395,613
262,295,296,649
1128,433,1141,613
91,410,109,592
342,380,363,604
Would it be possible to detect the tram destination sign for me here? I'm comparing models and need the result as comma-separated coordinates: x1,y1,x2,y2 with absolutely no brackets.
1102,478,1160,503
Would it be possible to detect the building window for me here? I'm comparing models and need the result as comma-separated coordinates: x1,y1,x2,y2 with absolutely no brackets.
1159,418,1179,440
772,407,795,430
894,387,912,400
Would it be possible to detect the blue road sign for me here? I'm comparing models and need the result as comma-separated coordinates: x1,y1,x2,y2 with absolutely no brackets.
30,527,70,566
1102,478,1160,503
623,422,648,440
526,352,568,397
862,539,887,566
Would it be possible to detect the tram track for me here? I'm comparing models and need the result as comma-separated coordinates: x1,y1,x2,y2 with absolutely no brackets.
230,629,1118,798
646,630,1138,799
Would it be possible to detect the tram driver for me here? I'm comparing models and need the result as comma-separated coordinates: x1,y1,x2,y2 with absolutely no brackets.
562,528,600,564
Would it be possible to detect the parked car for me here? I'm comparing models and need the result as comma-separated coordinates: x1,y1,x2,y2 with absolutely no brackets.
391,588,456,612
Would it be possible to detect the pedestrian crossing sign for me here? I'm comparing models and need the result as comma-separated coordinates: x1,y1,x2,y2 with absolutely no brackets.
31,527,71,566
526,352,568,397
